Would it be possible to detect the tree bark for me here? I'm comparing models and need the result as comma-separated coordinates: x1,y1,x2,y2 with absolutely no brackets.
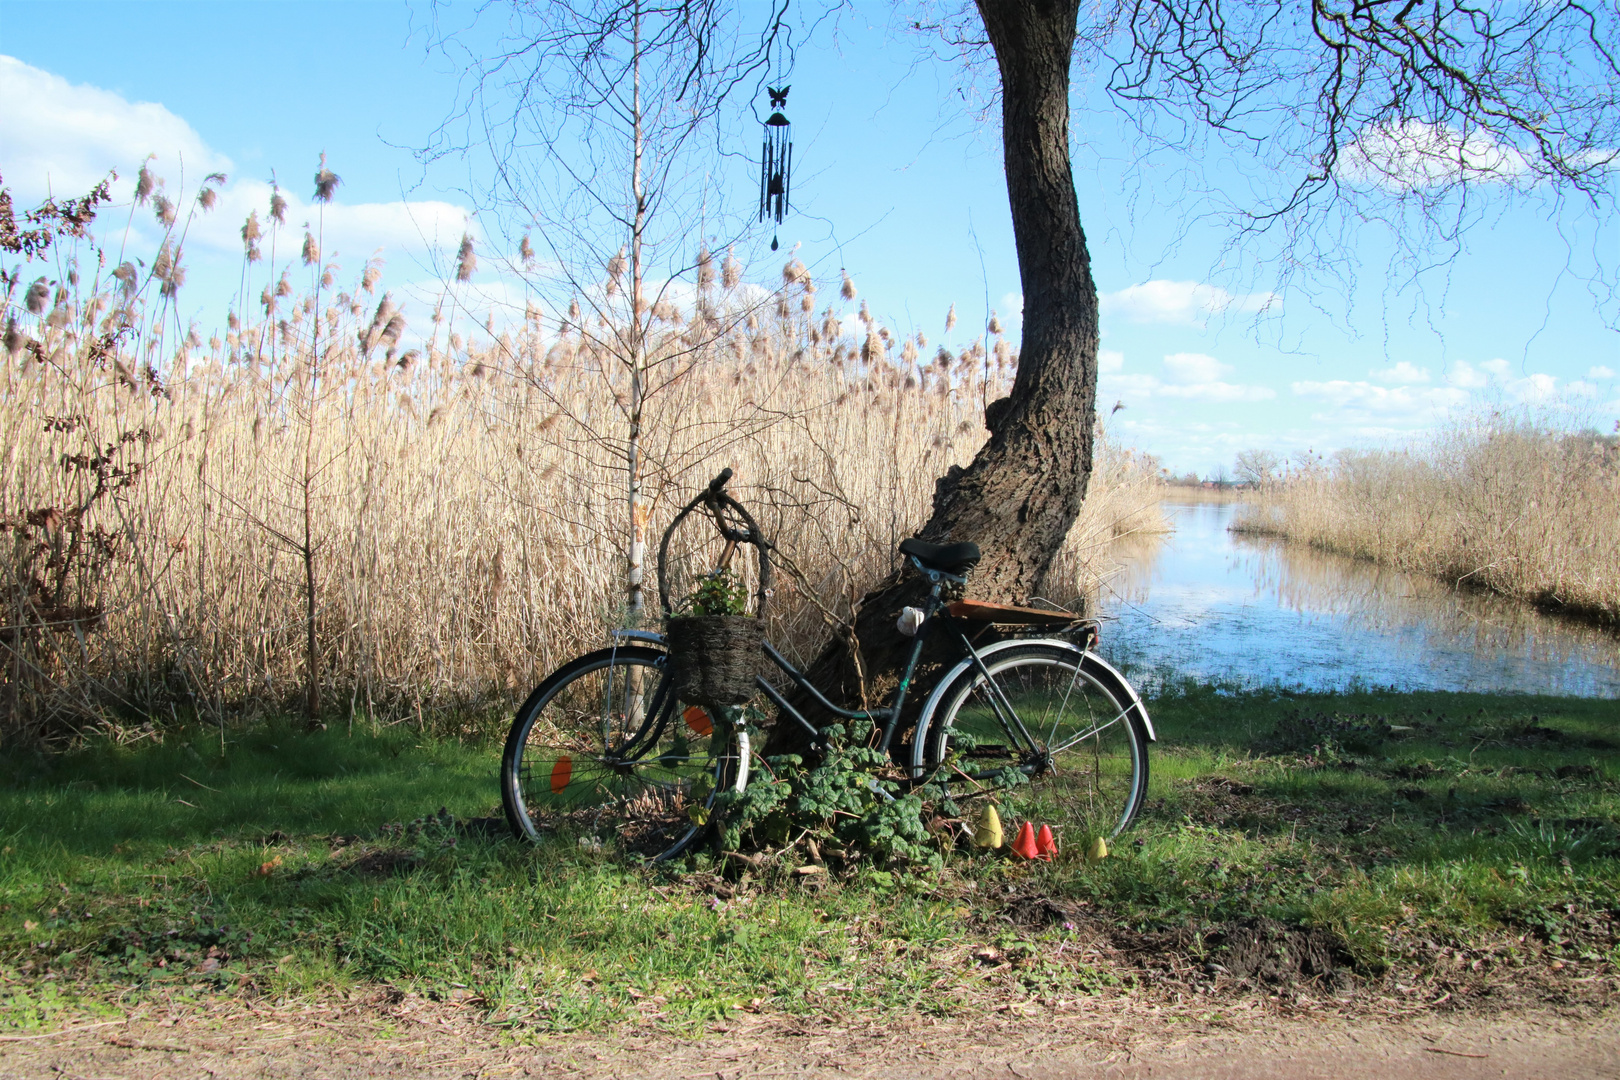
764,0,1098,753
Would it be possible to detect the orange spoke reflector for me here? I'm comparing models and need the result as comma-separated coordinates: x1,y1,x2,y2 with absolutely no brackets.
683,706,714,736
550,756,573,794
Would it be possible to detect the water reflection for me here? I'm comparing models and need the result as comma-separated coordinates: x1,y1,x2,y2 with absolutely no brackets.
1096,500,1620,697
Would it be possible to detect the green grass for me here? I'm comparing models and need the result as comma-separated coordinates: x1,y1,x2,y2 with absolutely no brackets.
1,688,1616,1032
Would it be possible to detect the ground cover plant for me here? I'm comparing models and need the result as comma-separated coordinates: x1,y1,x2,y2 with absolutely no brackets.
3,687,1614,1035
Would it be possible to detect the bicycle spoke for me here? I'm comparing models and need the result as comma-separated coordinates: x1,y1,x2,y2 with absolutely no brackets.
924,646,1148,840
1047,706,1130,756
503,647,744,860
1044,660,1090,751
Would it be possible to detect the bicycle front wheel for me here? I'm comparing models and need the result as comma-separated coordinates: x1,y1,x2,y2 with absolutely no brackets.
501,645,748,861
915,644,1149,840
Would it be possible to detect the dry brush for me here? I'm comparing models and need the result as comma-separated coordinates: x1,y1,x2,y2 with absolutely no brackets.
1235,422,1620,626
1,189,1163,746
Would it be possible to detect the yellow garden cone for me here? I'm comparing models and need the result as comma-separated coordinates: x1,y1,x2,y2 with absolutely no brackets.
1085,836,1109,864
975,804,1004,849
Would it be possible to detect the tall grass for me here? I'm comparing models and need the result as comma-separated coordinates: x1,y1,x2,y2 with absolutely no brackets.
0,177,1163,745
1235,418,1620,625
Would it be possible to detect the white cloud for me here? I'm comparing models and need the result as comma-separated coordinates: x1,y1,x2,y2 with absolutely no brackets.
1107,372,1161,399
1293,355,1585,422
1156,381,1275,403
0,54,490,327
179,178,473,267
0,54,231,202
1291,379,1470,420
1511,371,1560,403
1101,280,1277,327
1465,358,1568,405
1098,349,1124,373
1445,361,1489,389
1589,365,1615,379
1101,352,1275,404
1339,120,1529,192
1370,361,1430,385
998,292,1024,338
1162,352,1230,384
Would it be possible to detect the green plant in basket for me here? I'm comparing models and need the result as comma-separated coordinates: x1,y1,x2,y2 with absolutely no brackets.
666,568,759,707
678,569,750,617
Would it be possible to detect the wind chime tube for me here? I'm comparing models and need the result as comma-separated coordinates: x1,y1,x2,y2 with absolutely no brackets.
765,118,789,223
782,139,792,218
759,137,770,222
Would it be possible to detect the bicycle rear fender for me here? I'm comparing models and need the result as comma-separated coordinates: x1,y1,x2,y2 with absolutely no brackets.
915,638,1157,744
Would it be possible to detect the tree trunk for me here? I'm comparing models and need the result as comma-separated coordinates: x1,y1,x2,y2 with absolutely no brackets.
764,0,1097,753
626,2,649,617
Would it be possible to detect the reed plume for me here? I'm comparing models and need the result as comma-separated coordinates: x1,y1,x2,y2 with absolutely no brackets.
0,198,1164,745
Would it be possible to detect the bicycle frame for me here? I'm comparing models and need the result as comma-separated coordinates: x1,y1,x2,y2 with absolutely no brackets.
617,556,1056,763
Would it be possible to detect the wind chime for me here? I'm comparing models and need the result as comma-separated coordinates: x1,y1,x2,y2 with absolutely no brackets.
759,85,792,250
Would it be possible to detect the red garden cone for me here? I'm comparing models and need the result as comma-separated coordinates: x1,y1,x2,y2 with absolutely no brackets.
1035,824,1057,860
1010,821,1039,859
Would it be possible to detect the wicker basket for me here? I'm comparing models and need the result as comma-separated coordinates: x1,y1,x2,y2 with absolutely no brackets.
665,614,762,706
657,471,773,708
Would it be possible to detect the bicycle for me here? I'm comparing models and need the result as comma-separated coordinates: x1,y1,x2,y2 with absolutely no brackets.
501,469,1156,861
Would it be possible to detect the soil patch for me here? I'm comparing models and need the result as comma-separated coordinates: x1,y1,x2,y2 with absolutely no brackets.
3,996,1614,1079
999,893,1357,992
1209,917,1354,985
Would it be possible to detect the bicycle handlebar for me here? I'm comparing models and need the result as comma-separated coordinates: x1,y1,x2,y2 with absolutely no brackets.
657,466,771,617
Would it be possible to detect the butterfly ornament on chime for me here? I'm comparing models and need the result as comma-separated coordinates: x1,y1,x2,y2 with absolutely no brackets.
759,85,792,251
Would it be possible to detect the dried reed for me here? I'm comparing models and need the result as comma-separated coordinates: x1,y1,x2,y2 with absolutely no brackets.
1,187,1162,744
1234,419,1620,625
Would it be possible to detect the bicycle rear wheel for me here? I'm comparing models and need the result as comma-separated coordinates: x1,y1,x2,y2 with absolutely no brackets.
915,643,1149,840
501,645,748,861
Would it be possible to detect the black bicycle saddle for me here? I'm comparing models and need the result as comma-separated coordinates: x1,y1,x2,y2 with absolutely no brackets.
899,537,981,575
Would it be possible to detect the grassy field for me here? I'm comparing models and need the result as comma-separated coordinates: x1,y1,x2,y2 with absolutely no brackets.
3,686,1615,1034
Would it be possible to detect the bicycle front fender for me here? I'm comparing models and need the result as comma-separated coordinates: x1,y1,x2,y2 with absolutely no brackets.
612,628,666,647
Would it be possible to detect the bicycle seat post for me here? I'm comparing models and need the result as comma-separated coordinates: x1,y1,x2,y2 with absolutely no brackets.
907,555,966,610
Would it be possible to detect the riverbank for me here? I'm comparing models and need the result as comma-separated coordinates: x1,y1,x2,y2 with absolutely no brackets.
1098,499,1620,697
4,686,1614,1037
1160,484,1249,503
1232,421,1619,628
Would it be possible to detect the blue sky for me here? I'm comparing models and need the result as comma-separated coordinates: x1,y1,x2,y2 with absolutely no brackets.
2,0,1615,475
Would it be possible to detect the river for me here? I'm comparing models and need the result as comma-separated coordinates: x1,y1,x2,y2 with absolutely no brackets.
1096,499,1620,697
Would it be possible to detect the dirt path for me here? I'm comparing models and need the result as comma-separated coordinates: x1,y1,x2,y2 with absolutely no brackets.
4,1000,1615,1079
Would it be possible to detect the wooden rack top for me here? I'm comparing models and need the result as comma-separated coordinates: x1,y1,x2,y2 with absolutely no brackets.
945,599,1080,625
